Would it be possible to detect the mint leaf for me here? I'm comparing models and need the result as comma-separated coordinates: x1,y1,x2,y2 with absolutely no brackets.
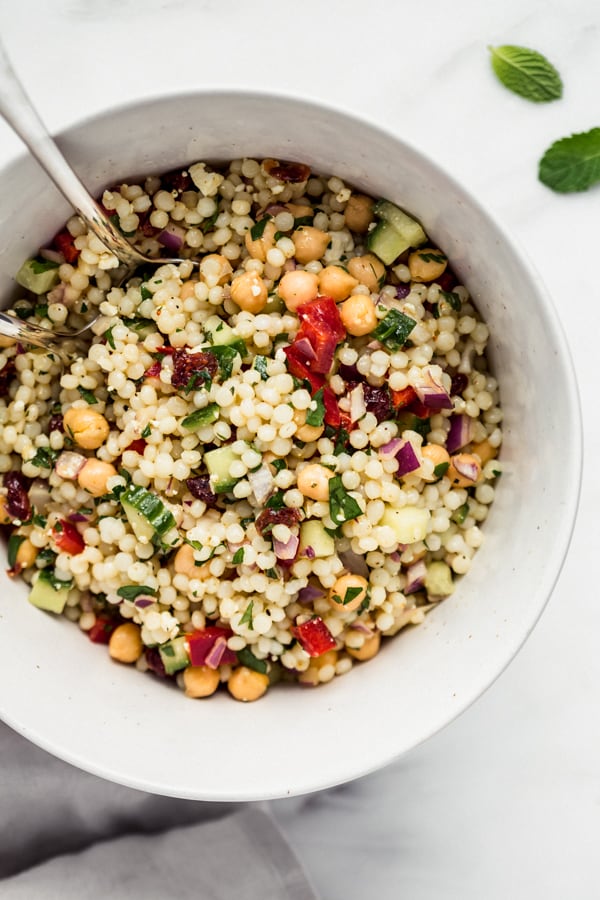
539,128,600,193
489,45,562,102
306,388,325,427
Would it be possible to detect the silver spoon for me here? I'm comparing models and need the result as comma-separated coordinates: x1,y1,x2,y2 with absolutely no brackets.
0,39,186,351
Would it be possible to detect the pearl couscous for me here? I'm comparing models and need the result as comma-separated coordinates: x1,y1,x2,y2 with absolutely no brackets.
0,157,502,701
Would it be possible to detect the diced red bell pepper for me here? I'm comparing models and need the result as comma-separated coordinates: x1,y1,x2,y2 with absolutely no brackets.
186,626,237,667
283,343,325,393
322,386,341,427
51,520,85,555
291,616,337,657
407,399,434,419
88,616,118,644
391,386,417,409
125,439,146,455
53,230,80,264
144,361,162,379
295,297,346,375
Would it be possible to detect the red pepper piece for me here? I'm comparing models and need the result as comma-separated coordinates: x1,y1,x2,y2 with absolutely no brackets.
391,386,417,409
263,159,311,183
295,297,346,375
407,399,434,419
322,386,341,427
291,616,337,657
144,361,162,379
186,626,237,667
125,439,146,455
53,230,80,264
51,520,85,555
88,616,118,644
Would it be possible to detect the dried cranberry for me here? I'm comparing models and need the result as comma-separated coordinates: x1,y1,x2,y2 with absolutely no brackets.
3,471,31,522
138,210,160,238
186,475,218,508
337,362,361,382
349,383,392,423
161,169,193,194
48,414,64,433
256,507,302,537
450,373,468,396
0,358,15,398
171,349,219,390
145,647,169,678
395,284,411,300
263,159,311,183
435,269,457,292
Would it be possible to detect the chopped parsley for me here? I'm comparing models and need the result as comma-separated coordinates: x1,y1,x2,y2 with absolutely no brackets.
372,309,417,350
253,355,269,380
141,424,152,439
184,370,212,394
433,461,449,478
104,326,116,349
239,599,254,627
237,646,267,674
333,428,350,455
29,446,60,469
116,585,157,601
77,386,98,405
29,257,59,274
32,513,47,528
271,458,286,473
329,475,362,524
7,534,26,569
293,215,314,228
266,490,286,510
451,502,470,525
417,251,447,264
249,214,272,241
140,284,152,301
200,209,219,233
305,388,325,427
232,547,245,565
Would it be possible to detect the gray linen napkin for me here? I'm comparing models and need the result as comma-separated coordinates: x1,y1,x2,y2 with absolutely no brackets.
0,722,317,899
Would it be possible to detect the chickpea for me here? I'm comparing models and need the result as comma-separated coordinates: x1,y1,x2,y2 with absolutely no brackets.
230,271,268,314
339,294,377,336
318,265,358,302
77,459,118,496
179,280,198,300
278,269,319,312
199,253,232,288
447,453,482,487
408,247,448,283
329,573,368,612
421,443,451,482
347,631,381,661
183,665,220,698
0,496,12,525
471,439,497,466
63,407,110,450
344,193,374,233
292,226,330,264
297,463,334,501
15,537,37,570
173,543,211,580
228,666,269,702
292,408,324,443
0,334,16,348
109,623,143,664
346,254,385,291
245,220,277,262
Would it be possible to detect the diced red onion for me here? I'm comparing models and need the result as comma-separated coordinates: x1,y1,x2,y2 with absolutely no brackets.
248,465,274,505
205,635,227,669
134,597,155,609
350,621,375,635
379,438,404,460
293,336,317,361
414,367,452,410
452,455,480,483
395,284,411,300
67,512,89,523
263,203,288,216
405,559,427,594
446,414,473,454
303,546,316,559
40,248,64,264
55,451,86,480
338,548,369,578
297,584,325,604
349,383,366,423
395,440,420,477
157,225,185,252
274,532,299,561
389,550,403,563
47,283,66,305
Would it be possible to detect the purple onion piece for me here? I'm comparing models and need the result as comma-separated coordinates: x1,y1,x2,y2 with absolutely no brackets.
157,226,184,252
379,438,404,460
362,384,393,423
274,532,300,562
395,284,411,300
297,584,326,604
414,369,453,410
40,247,65,264
350,621,375,635
395,441,420,477
134,597,155,609
405,559,427,594
303,546,316,559
205,635,227,669
3,471,31,521
452,456,480,483
145,648,169,678
67,512,89,523
338,548,369,579
446,414,473,454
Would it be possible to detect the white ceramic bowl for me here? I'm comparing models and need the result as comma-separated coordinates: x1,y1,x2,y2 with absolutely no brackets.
0,91,581,800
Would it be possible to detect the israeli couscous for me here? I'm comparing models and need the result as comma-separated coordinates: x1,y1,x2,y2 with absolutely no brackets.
0,157,502,701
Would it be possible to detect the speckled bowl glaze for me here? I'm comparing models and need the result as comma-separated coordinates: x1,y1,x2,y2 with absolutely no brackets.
0,91,582,800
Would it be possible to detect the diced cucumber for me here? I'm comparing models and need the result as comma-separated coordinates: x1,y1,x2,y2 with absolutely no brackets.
299,520,335,558
158,635,190,675
381,505,430,544
373,200,427,247
120,484,176,544
367,220,411,266
28,569,70,614
16,258,60,295
425,560,454,598
207,318,236,346
181,403,219,430
204,442,249,493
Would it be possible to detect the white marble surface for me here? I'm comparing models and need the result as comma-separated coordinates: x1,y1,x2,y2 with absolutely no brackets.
0,0,598,896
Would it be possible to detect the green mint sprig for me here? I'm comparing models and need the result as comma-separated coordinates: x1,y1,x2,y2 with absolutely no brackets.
488,45,562,103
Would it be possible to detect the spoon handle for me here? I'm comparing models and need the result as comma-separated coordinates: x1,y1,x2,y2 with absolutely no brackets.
0,40,143,267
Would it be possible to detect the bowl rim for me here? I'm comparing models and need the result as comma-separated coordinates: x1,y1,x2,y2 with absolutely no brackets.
0,88,584,800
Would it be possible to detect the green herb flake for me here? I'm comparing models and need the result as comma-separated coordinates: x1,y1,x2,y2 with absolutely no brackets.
265,567,279,579
357,593,371,615
239,599,253,627
489,44,562,103
184,369,212,394
140,284,152,301
7,534,26,569
116,585,158,601
539,127,600,193
372,308,417,351
249,214,272,242
237,646,267,673
104,326,116,350
208,343,244,380
433,461,450,479
77,386,98,405
232,547,245,565
29,446,60,469
329,475,363,525
439,289,462,312
32,513,47,528
417,251,447,264
451,502,470,525
334,428,350,456
141,424,152,439
200,209,219,233
342,586,363,605
293,215,314,228
266,490,286,510
305,388,325,427
253,355,269,380
30,257,59,274
35,303,49,319
271,459,286,473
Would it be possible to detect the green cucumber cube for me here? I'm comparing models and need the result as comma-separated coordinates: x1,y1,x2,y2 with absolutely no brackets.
28,569,70,614
158,635,190,675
